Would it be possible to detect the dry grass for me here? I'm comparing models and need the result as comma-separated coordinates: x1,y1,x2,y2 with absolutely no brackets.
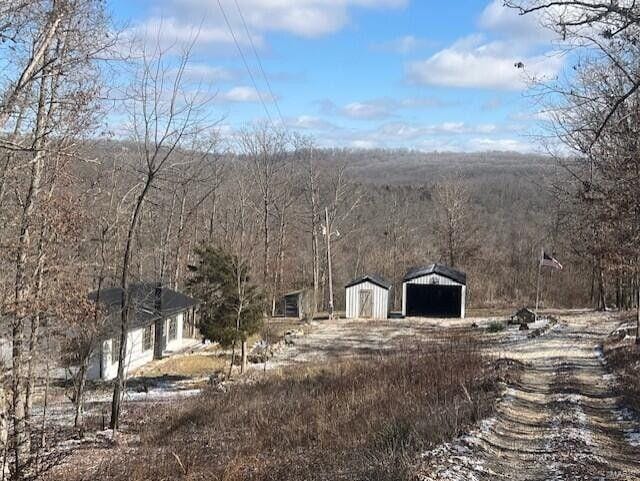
69,337,504,481
136,350,229,378
132,319,309,379
605,340,640,412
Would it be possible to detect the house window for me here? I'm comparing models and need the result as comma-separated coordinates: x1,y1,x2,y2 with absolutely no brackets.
168,318,177,341
112,337,120,364
184,310,195,338
143,325,154,351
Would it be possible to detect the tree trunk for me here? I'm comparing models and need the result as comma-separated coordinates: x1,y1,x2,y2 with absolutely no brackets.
241,340,248,374
160,190,177,282
74,360,88,428
172,191,187,289
110,177,154,432
598,260,608,311
12,145,46,478
228,340,236,379
0,385,7,480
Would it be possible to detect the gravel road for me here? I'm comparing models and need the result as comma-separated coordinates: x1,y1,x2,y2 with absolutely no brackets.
418,312,640,480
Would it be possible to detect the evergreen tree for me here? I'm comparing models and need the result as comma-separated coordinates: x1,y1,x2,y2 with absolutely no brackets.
187,245,264,374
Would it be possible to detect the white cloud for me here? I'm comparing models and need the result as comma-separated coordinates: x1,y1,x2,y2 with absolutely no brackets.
405,1,566,91
406,35,563,90
342,101,392,120
230,115,534,153
130,16,256,50
371,35,432,54
219,86,274,103
183,63,237,82
376,120,497,139
478,0,553,44
319,96,448,120
350,139,379,149
133,0,408,50
467,137,535,152
288,115,338,131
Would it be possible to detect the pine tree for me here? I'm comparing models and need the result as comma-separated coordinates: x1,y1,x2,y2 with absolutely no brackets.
187,245,264,374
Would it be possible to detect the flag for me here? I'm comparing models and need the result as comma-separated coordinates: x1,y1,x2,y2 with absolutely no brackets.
541,251,563,270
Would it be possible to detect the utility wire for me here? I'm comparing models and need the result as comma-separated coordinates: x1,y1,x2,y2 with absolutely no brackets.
232,0,287,128
217,0,274,124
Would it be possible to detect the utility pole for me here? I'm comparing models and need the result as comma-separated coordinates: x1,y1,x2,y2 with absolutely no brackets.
323,207,341,320
535,247,543,321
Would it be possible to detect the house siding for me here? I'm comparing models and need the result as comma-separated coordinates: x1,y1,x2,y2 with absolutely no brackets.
163,312,184,353
345,281,389,319
94,325,155,381
402,273,466,318
85,307,203,381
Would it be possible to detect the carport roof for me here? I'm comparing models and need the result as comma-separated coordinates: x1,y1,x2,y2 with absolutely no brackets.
403,264,466,285
345,274,392,290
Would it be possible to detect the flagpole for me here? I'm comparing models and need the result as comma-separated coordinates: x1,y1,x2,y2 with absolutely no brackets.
535,247,543,321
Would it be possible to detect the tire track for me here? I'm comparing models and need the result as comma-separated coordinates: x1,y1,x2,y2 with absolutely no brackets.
418,314,640,480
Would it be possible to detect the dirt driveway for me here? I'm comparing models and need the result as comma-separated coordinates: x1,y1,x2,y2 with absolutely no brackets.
418,311,640,480
264,314,545,368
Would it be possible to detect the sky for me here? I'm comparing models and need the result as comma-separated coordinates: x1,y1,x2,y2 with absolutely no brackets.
108,0,566,153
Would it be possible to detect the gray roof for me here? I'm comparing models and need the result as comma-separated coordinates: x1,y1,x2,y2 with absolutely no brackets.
403,264,466,285
89,283,198,333
345,274,392,290
283,289,308,297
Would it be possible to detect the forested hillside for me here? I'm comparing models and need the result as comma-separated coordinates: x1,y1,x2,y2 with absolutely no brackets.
76,141,588,312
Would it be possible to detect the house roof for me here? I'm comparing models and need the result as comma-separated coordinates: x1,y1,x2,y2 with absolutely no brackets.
89,283,199,333
403,264,467,285
283,289,308,297
345,274,392,290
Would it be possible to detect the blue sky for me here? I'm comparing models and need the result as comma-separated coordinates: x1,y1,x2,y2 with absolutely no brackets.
108,0,564,152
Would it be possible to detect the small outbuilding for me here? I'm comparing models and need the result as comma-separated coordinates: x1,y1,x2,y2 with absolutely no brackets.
277,289,312,319
345,274,392,319
402,264,466,318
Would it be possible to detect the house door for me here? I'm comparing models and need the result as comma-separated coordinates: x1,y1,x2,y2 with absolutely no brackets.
359,290,373,318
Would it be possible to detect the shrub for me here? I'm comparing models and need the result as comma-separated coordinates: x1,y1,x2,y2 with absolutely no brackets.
605,342,640,412
487,321,506,333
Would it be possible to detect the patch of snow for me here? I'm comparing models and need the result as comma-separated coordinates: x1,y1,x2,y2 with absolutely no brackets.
615,407,640,447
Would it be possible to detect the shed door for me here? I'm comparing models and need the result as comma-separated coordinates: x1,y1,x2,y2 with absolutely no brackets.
405,284,462,317
359,290,373,318
284,295,300,318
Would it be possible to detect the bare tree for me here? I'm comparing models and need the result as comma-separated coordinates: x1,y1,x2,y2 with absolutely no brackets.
432,175,478,268
0,1,112,476
239,124,290,308
109,36,221,432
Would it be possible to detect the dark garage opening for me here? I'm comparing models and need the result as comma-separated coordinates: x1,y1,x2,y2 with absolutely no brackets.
405,284,462,317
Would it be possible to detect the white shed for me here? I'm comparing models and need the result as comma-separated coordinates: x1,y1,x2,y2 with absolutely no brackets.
402,264,466,318
345,275,391,319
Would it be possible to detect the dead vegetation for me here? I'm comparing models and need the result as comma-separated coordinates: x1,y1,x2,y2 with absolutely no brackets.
605,340,640,412
60,337,506,481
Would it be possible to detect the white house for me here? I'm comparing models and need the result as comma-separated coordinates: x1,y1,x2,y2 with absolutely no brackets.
402,264,466,318
87,283,200,380
345,275,391,319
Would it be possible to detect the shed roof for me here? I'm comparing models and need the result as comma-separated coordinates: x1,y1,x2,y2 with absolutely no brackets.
283,289,308,298
89,283,199,333
403,264,466,285
345,274,392,290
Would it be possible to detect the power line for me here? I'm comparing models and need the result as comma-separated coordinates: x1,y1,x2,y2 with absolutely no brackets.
217,0,274,125
232,0,287,128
